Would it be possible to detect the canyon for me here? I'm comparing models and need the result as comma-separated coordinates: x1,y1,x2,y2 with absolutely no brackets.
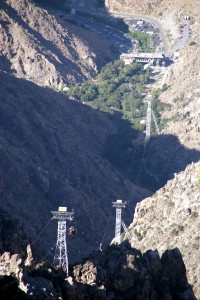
0,0,199,298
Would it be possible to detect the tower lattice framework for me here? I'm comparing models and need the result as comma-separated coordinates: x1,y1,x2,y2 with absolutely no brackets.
51,207,74,276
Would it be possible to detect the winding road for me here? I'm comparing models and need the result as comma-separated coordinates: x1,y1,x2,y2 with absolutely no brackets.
70,1,191,57
171,19,191,54
70,0,169,55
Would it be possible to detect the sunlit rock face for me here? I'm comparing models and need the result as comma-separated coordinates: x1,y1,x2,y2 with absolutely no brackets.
0,0,115,88
124,162,200,297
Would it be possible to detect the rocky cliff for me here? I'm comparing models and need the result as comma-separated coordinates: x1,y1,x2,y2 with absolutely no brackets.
123,162,200,297
0,0,115,87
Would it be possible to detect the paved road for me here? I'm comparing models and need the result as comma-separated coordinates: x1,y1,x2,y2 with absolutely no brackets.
171,19,191,54
124,18,161,50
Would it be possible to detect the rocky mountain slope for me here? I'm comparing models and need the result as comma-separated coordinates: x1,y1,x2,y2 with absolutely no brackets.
105,0,161,15
0,209,29,256
159,39,200,152
0,70,149,262
0,0,199,298
0,0,115,87
105,0,199,20
123,162,200,296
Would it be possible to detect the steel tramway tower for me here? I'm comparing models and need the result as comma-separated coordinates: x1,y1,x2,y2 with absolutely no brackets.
112,199,128,244
145,95,160,141
51,207,74,276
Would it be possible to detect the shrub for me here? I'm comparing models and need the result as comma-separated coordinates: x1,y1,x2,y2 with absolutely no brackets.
197,166,200,186
128,30,155,53
191,211,199,218
189,41,197,46
134,229,143,241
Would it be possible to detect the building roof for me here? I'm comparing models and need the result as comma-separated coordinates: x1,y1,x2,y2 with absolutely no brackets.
120,52,164,59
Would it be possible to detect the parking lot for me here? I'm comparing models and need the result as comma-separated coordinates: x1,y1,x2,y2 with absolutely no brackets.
124,18,163,51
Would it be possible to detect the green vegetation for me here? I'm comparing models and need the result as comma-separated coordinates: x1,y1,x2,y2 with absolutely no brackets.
67,60,170,184
191,211,199,218
189,41,197,46
197,165,200,186
170,223,184,236
68,60,151,131
192,242,199,250
134,229,143,241
128,30,155,52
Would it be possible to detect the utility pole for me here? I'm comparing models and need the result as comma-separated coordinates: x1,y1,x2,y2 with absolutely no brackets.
51,206,74,276
112,200,127,244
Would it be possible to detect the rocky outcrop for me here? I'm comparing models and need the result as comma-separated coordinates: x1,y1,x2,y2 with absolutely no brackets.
0,0,115,87
0,243,196,299
70,242,196,299
123,162,200,297
0,248,62,299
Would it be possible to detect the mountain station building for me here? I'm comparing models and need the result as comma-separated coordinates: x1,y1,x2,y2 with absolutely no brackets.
120,52,167,66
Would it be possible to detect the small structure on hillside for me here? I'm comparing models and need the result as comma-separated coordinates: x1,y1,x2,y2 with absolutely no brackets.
120,52,167,66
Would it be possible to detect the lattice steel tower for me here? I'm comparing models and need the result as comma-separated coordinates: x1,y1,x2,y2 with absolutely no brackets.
51,207,74,276
145,95,160,141
145,95,152,141
112,200,127,244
